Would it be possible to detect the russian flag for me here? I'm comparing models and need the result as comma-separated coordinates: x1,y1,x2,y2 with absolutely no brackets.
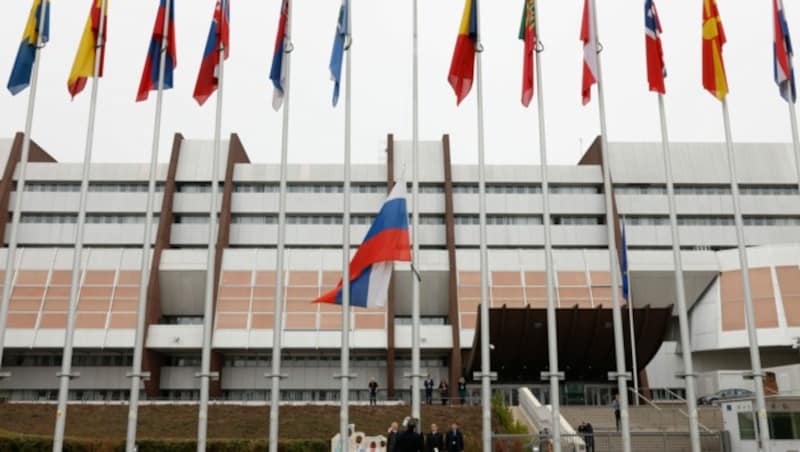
314,181,412,308
193,0,230,106
136,0,177,102
7,0,50,96
270,0,289,111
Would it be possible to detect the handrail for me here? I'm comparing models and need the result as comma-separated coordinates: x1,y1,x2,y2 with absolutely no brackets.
627,388,714,434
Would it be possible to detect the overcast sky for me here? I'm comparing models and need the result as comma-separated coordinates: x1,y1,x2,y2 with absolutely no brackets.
0,1,798,167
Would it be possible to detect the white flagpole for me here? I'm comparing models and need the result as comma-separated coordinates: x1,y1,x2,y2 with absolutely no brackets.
53,2,108,450
472,2,493,450
720,99,771,452
197,10,227,451
410,0,422,424
789,103,800,195
0,0,50,377
126,1,172,450
622,222,639,406
532,1,561,450
588,1,632,450
268,2,292,451
338,1,354,449
657,93,701,452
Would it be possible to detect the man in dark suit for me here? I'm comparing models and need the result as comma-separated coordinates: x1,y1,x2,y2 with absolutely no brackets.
387,421,399,452
395,419,423,452
444,423,464,452
424,423,444,452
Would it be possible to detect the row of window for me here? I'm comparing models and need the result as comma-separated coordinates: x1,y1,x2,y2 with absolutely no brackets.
624,216,800,226
21,182,165,193
20,214,158,224
616,184,800,196
739,411,800,440
2,353,133,368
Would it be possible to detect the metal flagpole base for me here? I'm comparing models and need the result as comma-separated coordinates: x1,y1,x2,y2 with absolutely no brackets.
56,372,81,380
126,372,151,381
194,372,220,381
607,372,631,381
540,371,565,381
472,371,498,382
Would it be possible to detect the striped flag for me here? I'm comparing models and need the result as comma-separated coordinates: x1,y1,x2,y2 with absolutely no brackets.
193,0,230,106
270,0,290,110
136,0,177,102
519,0,536,107
449,0,478,105
329,0,349,107
581,0,598,105
68,0,108,99
774,0,796,103
702,0,728,100
7,0,50,95
645,0,666,94
313,181,411,308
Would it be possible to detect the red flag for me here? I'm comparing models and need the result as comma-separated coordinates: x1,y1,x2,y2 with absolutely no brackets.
448,0,478,105
193,0,230,106
645,0,666,94
581,0,598,105
519,0,536,107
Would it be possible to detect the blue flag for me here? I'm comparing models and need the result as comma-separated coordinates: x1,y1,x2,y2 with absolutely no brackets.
329,0,349,107
8,0,50,95
621,220,630,301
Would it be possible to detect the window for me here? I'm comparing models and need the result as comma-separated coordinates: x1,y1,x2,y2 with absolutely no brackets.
89,182,165,193
623,216,670,226
175,215,210,224
162,316,204,325
743,216,800,226
176,182,223,193
351,215,375,225
615,185,667,195
454,215,479,225
419,184,445,194
740,185,799,196
674,185,730,195
351,183,386,193
419,215,445,225
20,213,77,224
678,216,735,226
486,184,541,194
231,214,277,224
287,183,343,193
22,182,80,192
287,214,343,225
487,215,542,225
233,183,278,193
452,183,479,194
550,185,601,194
86,214,155,224
553,216,603,225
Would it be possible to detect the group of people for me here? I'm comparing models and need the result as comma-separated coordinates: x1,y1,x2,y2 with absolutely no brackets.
385,419,464,452
368,376,470,406
423,376,468,406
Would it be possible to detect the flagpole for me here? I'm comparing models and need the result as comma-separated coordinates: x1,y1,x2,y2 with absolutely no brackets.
472,2,493,450
720,99,771,452
657,93,701,452
0,0,50,379
268,2,292,451
532,1,562,449
126,1,171,450
197,19,227,452
338,1,354,449
53,2,108,449
789,103,800,195
410,0,422,424
588,1,632,450
622,221,639,406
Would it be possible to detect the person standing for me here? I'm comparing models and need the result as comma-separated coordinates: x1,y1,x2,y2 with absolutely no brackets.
424,423,444,452
584,421,595,452
612,395,621,432
368,377,379,406
444,423,463,452
438,380,449,406
387,421,399,452
395,419,423,452
456,377,467,405
424,376,434,405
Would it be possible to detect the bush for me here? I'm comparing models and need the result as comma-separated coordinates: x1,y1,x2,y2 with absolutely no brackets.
491,393,527,435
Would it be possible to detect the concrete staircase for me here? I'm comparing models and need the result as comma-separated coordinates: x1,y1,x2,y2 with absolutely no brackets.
559,405,723,433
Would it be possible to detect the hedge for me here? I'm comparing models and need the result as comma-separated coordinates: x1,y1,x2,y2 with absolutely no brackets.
0,435,328,452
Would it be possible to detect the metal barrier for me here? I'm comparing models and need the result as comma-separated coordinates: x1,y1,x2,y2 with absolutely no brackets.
492,431,725,452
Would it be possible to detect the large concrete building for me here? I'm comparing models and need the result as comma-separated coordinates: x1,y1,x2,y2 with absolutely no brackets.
0,132,798,406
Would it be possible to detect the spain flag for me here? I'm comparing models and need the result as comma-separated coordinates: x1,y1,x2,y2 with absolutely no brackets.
68,0,108,99
702,0,728,100
449,0,478,105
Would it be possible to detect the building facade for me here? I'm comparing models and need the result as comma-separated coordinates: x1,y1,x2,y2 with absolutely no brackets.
0,133,798,405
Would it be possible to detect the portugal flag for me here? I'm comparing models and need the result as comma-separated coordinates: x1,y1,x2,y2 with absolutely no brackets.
448,0,478,105
519,0,536,107
702,0,728,100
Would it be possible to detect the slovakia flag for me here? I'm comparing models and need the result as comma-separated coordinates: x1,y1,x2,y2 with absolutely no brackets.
193,0,230,106
313,181,412,308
